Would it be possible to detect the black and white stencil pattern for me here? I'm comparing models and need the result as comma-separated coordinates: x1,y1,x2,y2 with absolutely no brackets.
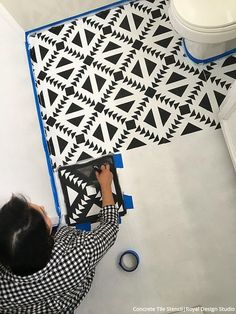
28,0,236,225
29,0,236,169
58,155,125,225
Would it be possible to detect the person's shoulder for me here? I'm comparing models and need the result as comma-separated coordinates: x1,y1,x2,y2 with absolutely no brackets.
54,226,75,242
54,225,87,248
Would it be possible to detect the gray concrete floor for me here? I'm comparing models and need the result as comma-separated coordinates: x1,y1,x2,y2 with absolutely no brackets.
1,0,118,30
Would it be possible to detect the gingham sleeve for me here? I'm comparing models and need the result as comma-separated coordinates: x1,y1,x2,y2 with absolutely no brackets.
84,205,119,269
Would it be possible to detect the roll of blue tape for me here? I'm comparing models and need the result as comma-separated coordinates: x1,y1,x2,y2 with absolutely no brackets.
119,250,140,272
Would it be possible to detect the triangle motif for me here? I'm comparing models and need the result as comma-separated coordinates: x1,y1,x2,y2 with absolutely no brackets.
67,115,84,127
153,25,171,36
199,93,213,112
66,103,83,114
95,74,106,91
66,186,78,206
39,45,48,60
144,109,156,128
72,32,83,47
56,57,72,68
103,41,121,52
85,29,95,45
82,77,93,93
105,53,123,65
48,89,58,105
106,122,118,140
145,58,157,76
132,13,144,29
115,88,133,100
57,68,74,79
117,100,135,113
181,123,202,135
120,16,131,31
57,136,68,153
166,72,186,84
168,85,188,97
127,138,146,150
213,91,225,107
131,61,143,78
93,125,104,142
158,107,171,126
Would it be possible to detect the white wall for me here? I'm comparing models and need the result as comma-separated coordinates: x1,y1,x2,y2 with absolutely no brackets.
0,4,58,224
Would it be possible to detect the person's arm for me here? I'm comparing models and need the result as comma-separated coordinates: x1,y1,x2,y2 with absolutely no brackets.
84,164,119,269
97,164,115,207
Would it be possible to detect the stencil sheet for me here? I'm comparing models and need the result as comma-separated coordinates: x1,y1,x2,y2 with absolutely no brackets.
58,155,125,225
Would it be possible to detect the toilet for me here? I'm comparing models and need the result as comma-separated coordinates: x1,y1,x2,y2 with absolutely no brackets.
169,0,236,63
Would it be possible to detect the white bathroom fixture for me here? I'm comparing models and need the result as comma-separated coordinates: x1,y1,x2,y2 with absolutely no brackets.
169,0,236,63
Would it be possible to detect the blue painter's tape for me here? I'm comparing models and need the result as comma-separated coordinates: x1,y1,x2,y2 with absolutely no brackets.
113,153,124,169
24,40,61,226
25,0,136,36
76,223,91,232
123,194,134,209
119,250,140,272
183,39,236,64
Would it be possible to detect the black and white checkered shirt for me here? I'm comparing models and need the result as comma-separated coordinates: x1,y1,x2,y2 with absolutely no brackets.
0,205,119,313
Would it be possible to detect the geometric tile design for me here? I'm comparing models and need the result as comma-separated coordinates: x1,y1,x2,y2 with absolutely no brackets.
58,155,125,225
28,0,236,168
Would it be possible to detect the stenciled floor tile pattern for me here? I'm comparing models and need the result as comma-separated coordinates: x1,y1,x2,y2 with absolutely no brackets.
58,155,125,225
28,0,236,224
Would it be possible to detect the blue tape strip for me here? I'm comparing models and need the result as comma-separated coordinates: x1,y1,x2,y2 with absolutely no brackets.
24,40,62,226
123,194,134,209
119,250,140,272
25,0,136,37
113,153,124,169
76,222,91,231
183,39,236,64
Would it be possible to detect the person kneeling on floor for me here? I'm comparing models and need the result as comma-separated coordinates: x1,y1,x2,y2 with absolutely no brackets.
0,164,119,313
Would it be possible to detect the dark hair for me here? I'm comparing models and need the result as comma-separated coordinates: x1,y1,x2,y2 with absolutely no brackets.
0,195,54,276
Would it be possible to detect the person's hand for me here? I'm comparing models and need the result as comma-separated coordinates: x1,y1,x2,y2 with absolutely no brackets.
95,164,115,206
95,164,113,190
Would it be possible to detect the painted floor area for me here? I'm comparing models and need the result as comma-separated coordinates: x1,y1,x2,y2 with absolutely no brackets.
27,0,236,227
28,0,236,170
